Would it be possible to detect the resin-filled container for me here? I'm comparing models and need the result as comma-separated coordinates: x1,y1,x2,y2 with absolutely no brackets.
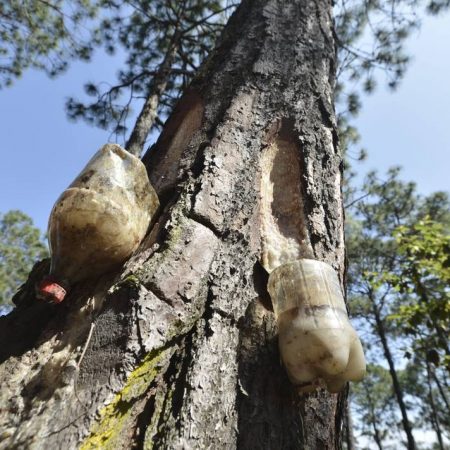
37,144,159,303
267,259,366,393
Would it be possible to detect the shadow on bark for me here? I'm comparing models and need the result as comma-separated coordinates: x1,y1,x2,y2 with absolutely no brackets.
0,260,58,363
237,298,305,449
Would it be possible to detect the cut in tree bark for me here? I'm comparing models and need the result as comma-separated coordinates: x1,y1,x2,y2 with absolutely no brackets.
0,0,347,448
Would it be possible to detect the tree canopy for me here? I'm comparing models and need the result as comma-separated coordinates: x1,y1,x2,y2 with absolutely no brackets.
0,0,99,88
346,170,450,448
0,210,48,307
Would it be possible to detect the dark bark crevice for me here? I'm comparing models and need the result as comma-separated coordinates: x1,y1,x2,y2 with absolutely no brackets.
132,391,156,449
147,329,196,448
251,261,272,312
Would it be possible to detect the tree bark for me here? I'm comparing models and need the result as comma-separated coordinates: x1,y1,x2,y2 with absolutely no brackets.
426,361,445,450
430,366,450,413
371,300,417,450
125,29,181,157
344,396,356,450
412,273,450,358
0,0,346,448
367,388,384,450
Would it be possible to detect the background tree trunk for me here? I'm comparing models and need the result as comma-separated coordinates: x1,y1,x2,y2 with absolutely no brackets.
125,29,181,157
367,389,384,450
426,361,445,450
371,300,417,450
0,0,346,448
344,397,356,450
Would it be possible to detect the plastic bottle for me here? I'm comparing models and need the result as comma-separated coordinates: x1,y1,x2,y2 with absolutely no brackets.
37,144,159,303
267,259,366,393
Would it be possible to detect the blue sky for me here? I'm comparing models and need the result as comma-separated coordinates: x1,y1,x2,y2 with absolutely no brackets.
0,12,449,233
353,12,450,195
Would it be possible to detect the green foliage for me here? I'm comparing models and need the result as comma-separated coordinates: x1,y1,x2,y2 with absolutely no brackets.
66,0,236,142
334,0,450,172
347,168,416,291
387,217,450,371
347,169,449,340
346,170,450,447
393,218,449,290
333,0,417,157
0,210,48,306
0,0,100,88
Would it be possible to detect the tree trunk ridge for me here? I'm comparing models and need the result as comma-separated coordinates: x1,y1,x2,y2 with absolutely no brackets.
0,0,345,448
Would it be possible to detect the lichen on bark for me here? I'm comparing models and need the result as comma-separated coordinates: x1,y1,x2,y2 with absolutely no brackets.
80,347,173,450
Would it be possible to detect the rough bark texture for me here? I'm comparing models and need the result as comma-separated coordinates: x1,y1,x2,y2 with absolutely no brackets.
0,0,346,448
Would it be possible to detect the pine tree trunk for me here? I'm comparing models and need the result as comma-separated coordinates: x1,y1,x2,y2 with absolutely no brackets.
431,367,450,412
125,30,181,157
371,301,417,450
0,0,346,448
367,389,384,450
426,361,445,450
344,398,356,450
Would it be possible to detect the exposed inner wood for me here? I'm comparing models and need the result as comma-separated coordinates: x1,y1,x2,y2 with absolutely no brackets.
260,131,312,272
146,91,204,195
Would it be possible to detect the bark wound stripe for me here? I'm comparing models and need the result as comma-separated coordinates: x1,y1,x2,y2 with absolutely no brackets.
260,124,312,273
149,92,204,194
